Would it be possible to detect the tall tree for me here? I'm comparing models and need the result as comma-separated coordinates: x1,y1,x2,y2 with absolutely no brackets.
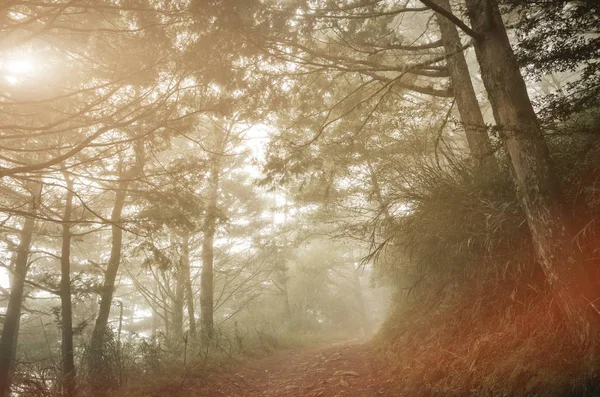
181,234,196,338
0,180,42,397
256,0,498,166
200,143,222,342
88,142,145,383
427,0,599,329
433,0,497,172
173,234,186,339
60,173,76,397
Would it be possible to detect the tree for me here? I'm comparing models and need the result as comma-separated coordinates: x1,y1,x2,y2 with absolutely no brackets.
181,234,196,338
88,142,144,387
429,0,599,330
432,0,497,172
0,180,42,397
59,173,76,397
255,0,497,167
200,120,229,342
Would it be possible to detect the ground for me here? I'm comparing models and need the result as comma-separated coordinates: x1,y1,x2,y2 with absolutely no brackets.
174,340,394,397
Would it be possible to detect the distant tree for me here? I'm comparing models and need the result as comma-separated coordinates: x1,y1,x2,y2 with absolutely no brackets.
59,172,76,397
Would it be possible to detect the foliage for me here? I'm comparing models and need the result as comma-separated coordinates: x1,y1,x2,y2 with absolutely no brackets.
509,0,600,119
0,0,598,396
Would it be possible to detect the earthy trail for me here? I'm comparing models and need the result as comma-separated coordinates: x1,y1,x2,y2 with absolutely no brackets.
180,340,395,397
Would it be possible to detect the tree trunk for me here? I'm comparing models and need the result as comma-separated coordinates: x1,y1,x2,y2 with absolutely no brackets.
60,174,76,397
200,158,219,342
462,0,599,329
359,144,393,222
0,182,41,397
163,303,170,338
351,265,370,337
89,177,129,353
151,280,158,341
88,142,144,379
173,244,185,339
275,263,292,322
433,0,497,172
279,194,292,322
182,234,196,338
4,252,20,386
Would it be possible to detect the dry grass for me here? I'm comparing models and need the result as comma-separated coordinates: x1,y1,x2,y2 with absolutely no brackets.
375,279,600,396
373,121,600,396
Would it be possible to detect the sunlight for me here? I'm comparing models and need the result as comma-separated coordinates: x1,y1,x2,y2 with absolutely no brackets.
0,267,8,290
1,55,41,84
4,59,35,75
4,75,18,85
0,2,591,396
244,124,272,158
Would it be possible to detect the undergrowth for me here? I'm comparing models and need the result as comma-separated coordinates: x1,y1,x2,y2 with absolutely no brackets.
113,325,328,397
377,282,600,396
375,116,600,396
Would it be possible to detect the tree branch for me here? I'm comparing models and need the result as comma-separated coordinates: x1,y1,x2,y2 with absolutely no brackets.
0,125,115,177
420,0,482,40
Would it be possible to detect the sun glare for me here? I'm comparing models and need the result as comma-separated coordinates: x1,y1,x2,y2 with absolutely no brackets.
4,59,35,74
1,56,40,84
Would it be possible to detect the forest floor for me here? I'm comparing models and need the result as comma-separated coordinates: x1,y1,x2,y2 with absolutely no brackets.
172,339,395,397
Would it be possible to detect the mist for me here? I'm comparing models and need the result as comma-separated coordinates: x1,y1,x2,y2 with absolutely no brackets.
0,1,598,396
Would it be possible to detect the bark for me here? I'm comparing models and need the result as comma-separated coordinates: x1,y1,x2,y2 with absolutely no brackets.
89,143,144,373
116,302,124,348
151,280,158,341
358,145,393,223
89,177,129,354
0,182,41,397
163,304,170,337
279,195,292,322
281,275,292,322
182,234,196,338
275,262,292,322
351,266,370,336
60,174,76,397
200,157,220,342
173,244,186,339
433,0,498,172
460,0,599,329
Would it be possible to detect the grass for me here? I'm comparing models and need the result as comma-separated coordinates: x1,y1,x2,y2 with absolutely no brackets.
112,327,330,397
376,282,600,396
372,121,600,396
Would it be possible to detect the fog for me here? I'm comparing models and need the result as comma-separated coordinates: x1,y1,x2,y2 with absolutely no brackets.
0,1,598,397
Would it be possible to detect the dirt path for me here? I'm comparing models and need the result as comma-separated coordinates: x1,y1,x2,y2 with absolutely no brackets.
181,340,393,397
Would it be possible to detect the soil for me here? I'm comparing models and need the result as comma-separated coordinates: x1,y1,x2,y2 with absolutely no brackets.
177,340,395,397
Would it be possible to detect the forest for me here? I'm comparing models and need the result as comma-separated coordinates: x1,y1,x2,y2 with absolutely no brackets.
0,0,598,396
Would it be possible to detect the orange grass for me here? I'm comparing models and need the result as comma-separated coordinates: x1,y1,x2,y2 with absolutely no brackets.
376,282,600,396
